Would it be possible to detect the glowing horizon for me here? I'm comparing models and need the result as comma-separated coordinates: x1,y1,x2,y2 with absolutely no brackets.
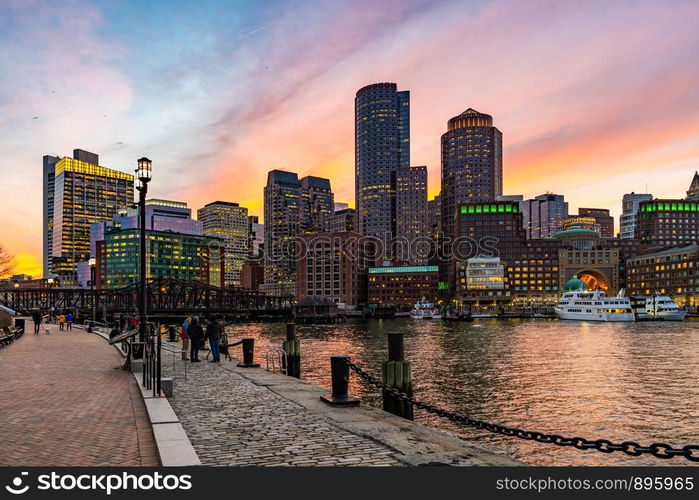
1,0,698,278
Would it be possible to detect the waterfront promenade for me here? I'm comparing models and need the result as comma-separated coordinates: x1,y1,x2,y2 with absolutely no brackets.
0,321,159,466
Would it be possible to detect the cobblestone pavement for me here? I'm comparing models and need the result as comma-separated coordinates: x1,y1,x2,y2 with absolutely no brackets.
163,358,404,466
0,322,159,466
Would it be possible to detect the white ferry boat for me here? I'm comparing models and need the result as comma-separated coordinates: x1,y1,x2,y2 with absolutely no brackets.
410,298,442,320
634,294,688,321
555,276,634,322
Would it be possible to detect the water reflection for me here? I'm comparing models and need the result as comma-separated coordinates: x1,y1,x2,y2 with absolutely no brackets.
225,318,699,466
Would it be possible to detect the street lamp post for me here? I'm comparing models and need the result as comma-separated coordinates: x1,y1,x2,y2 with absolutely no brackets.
88,258,96,332
136,158,152,355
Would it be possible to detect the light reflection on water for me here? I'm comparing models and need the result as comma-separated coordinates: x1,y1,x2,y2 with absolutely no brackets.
225,318,699,466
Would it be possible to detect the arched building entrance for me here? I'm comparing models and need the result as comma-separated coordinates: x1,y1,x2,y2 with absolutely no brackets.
577,270,610,291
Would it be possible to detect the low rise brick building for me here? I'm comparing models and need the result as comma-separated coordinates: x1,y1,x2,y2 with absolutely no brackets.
368,265,440,311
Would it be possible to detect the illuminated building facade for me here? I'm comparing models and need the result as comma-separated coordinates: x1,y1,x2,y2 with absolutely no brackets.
626,245,699,308
300,176,334,234
326,208,355,233
198,201,249,286
45,149,134,283
427,195,441,238
367,265,439,311
578,208,614,237
355,83,410,252
395,166,428,263
559,216,599,234
636,199,699,247
96,228,224,289
248,215,264,258
440,108,502,242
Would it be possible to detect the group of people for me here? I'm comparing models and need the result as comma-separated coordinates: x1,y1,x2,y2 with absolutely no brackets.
30,310,74,334
180,315,223,363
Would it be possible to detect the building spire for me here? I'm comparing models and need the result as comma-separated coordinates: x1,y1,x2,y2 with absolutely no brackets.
687,171,699,201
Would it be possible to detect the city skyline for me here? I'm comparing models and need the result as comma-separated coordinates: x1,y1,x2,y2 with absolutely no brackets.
3,0,699,276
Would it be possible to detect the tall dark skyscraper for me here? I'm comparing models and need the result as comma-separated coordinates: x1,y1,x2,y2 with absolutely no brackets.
395,166,428,263
300,176,334,234
355,82,410,252
440,108,502,241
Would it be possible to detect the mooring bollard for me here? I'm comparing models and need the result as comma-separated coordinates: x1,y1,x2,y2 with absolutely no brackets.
283,323,301,379
320,355,360,406
382,332,413,420
237,338,260,368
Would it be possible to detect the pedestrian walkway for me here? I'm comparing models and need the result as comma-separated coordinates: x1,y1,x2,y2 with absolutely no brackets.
163,360,404,466
0,321,159,466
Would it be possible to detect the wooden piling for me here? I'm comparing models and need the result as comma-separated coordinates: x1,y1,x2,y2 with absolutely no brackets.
282,323,301,378
382,332,413,420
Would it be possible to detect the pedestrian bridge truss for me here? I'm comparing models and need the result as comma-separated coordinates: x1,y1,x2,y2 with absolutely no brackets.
0,278,293,317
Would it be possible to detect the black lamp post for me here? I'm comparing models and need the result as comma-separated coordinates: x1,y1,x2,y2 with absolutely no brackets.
136,157,152,352
88,258,96,332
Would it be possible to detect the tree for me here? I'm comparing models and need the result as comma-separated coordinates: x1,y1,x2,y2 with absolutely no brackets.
0,244,14,279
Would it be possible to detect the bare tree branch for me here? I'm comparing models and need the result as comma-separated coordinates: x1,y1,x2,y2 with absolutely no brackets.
0,244,15,278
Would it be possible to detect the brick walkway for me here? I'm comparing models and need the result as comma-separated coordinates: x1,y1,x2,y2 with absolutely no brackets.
163,359,404,466
0,322,159,466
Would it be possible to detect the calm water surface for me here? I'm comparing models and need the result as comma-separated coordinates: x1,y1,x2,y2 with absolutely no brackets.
225,318,699,466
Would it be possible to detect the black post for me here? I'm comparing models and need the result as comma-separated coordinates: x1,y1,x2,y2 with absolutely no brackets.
237,338,260,368
286,322,296,341
388,332,404,362
88,264,95,333
283,322,300,378
157,327,162,396
382,332,413,420
320,355,360,406
138,183,148,357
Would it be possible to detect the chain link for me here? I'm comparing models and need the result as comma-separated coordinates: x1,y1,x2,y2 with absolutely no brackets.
344,359,699,462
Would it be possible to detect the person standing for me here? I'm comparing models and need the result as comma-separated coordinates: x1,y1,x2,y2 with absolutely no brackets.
206,315,221,363
187,317,203,362
181,317,191,361
57,313,65,331
32,310,42,334
66,312,73,331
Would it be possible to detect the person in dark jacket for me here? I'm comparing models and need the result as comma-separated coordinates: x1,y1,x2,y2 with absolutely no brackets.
187,317,203,362
32,310,42,334
206,315,221,363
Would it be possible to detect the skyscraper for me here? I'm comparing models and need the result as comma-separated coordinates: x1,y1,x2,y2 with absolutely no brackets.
578,208,614,237
44,149,134,282
263,170,301,293
523,194,568,239
198,201,249,286
300,176,334,234
687,171,699,201
248,215,264,258
440,108,502,242
620,192,653,239
395,166,428,263
355,83,410,251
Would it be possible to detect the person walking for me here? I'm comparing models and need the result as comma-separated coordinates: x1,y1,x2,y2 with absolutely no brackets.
32,310,42,334
206,315,221,363
66,312,73,331
57,313,65,331
181,317,191,361
187,317,203,362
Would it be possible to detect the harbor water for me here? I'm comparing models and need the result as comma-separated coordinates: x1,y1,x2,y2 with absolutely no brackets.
225,318,699,466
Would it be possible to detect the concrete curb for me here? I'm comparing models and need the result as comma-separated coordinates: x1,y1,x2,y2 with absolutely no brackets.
133,371,201,467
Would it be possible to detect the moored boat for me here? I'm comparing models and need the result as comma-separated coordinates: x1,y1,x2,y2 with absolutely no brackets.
410,298,442,320
554,275,634,322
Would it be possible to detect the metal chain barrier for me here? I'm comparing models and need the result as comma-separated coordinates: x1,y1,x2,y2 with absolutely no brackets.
344,359,699,462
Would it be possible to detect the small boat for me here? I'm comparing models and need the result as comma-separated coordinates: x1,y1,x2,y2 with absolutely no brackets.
555,288,635,322
633,293,687,321
410,298,442,320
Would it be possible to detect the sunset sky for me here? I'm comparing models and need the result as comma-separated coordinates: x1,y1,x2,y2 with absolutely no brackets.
1,0,699,277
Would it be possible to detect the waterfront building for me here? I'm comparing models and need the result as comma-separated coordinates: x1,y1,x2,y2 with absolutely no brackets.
440,108,503,243
395,166,428,263
43,149,134,283
636,199,699,247
367,265,439,311
578,208,614,237
355,83,410,251
455,201,561,304
626,245,699,308
326,208,355,233
620,192,653,239
554,228,621,295
241,258,264,291
463,257,505,290
427,195,441,238
198,201,249,286
523,193,568,239
263,170,301,294
300,176,334,234
248,215,264,258
687,172,699,200
96,227,224,289
296,232,379,308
